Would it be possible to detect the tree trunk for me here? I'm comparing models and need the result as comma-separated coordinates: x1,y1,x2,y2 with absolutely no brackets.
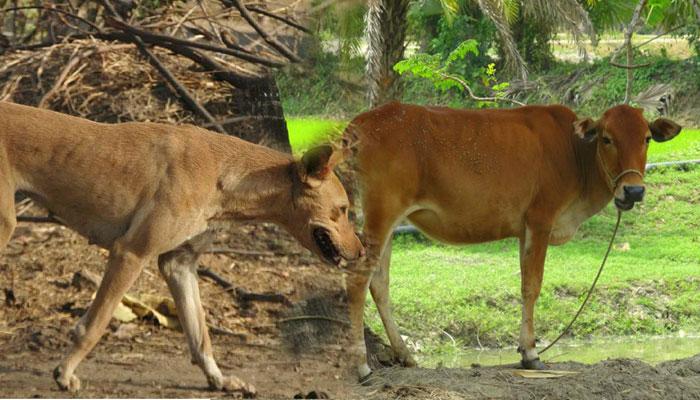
623,0,648,104
229,74,291,154
365,0,410,109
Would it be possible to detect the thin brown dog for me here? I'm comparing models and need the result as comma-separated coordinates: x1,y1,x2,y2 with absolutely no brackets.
342,102,682,378
0,101,364,395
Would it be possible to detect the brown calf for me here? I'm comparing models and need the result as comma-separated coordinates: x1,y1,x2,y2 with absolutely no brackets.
343,102,682,378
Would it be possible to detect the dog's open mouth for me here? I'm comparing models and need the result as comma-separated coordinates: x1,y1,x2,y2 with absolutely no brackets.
313,227,342,265
614,198,635,211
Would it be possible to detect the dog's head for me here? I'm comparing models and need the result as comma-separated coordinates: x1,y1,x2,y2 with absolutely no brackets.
288,145,364,266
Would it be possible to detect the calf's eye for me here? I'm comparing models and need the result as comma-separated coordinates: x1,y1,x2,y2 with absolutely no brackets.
602,137,612,145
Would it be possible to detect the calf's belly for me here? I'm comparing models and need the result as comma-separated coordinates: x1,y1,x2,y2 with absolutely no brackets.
407,207,523,244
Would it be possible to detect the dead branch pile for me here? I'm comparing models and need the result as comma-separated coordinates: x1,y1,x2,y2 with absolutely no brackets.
1,39,235,125
0,0,312,151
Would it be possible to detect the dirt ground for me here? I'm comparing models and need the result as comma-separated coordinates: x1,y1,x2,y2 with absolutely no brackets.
2,218,700,399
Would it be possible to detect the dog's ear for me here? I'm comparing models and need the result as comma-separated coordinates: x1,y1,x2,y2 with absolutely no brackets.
573,118,598,142
649,118,682,142
298,145,337,185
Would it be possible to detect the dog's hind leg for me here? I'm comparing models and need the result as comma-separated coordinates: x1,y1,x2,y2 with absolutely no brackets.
53,244,146,391
158,244,256,397
0,180,17,251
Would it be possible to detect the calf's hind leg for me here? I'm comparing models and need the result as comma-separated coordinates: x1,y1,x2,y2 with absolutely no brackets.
158,246,256,396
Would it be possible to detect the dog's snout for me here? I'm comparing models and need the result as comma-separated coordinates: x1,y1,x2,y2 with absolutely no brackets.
623,185,645,202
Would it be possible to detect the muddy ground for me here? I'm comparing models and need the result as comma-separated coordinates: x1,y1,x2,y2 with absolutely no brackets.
2,218,700,399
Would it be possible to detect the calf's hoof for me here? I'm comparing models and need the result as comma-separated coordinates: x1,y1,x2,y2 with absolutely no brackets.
214,375,256,398
400,354,418,368
520,357,547,370
53,366,81,392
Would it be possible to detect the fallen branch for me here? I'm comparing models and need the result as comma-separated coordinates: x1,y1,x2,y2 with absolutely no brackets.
197,266,290,305
97,31,262,89
16,215,61,224
208,247,275,257
222,0,301,63
38,47,85,108
438,72,525,106
246,5,310,34
101,1,226,133
207,323,247,339
278,315,349,326
103,16,285,67
137,41,225,133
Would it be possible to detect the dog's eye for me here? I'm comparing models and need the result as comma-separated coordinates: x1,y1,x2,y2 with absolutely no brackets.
602,137,613,145
340,206,348,215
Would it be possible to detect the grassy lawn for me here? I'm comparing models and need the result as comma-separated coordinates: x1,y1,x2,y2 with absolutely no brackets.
286,118,348,155
288,119,700,353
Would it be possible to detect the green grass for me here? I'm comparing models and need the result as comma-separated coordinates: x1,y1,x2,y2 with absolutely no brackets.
648,129,700,162
286,118,348,155
355,129,700,354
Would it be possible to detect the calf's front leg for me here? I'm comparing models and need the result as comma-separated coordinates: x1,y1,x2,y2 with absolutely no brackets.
517,227,550,370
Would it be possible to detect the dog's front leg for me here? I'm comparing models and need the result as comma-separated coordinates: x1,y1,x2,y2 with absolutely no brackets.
54,247,145,392
158,249,256,397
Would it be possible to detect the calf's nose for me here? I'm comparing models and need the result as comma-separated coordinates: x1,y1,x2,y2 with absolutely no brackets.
624,185,645,202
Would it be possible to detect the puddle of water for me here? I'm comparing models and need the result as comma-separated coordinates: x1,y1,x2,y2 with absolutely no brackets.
420,334,700,368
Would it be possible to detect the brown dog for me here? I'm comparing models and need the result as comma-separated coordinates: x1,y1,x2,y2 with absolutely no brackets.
0,101,364,395
342,102,682,378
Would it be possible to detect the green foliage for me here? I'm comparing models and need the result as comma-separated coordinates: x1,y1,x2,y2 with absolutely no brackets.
519,55,700,118
394,39,510,107
275,51,365,118
394,39,479,92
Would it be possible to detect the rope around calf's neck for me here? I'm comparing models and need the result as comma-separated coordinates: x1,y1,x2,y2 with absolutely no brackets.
538,209,623,355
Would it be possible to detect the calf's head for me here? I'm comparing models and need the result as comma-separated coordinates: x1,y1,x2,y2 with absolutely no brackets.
288,145,364,266
574,105,682,211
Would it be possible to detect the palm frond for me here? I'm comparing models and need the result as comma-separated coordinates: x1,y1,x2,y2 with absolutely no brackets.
522,0,597,46
477,0,528,80
440,0,461,23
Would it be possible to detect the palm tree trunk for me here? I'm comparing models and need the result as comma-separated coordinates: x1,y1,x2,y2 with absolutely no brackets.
365,0,410,108
623,0,647,104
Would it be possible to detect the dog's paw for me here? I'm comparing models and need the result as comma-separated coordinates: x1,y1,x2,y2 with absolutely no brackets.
218,375,256,398
53,366,81,392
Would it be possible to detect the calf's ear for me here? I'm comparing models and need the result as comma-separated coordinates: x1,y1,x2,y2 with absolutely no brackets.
650,118,682,142
573,118,598,142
